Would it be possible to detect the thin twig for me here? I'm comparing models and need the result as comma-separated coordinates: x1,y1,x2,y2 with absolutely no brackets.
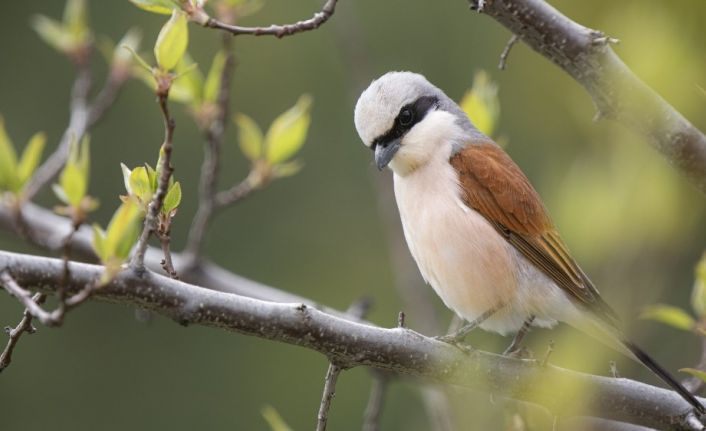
23,60,92,200
184,34,235,263
213,175,258,208
362,372,389,431
1,271,55,326
0,292,43,373
316,363,342,431
131,93,176,269
204,0,339,38
158,230,178,279
498,34,519,70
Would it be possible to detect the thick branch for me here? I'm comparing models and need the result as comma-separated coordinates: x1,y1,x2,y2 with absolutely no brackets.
0,250,703,430
203,0,338,38
470,0,706,193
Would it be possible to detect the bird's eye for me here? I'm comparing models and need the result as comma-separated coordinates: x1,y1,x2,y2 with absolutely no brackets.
398,108,414,127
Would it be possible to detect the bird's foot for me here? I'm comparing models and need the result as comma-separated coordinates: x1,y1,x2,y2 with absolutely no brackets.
433,333,474,354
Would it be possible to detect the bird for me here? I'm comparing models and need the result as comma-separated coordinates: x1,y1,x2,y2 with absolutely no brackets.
353,71,705,415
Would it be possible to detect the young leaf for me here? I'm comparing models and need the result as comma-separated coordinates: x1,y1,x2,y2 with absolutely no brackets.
105,200,143,262
129,0,178,14
154,10,189,71
264,94,312,164
17,132,46,189
92,224,109,263
31,15,73,53
261,405,293,431
692,253,706,317
63,0,89,43
640,304,695,331
129,166,153,203
113,28,142,67
145,163,158,191
52,184,70,205
273,160,303,178
234,113,264,162
0,117,18,191
58,136,90,207
459,70,500,137
120,163,133,195
170,54,203,105
60,163,86,206
203,51,226,104
680,368,706,383
162,181,182,214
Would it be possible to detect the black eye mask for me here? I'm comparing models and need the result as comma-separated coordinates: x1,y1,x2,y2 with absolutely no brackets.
371,96,439,151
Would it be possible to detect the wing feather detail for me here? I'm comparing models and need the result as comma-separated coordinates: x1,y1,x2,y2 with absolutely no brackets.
450,142,617,324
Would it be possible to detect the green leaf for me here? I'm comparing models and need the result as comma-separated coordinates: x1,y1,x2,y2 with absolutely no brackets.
162,181,181,214
692,253,706,317
265,95,312,164
129,166,153,203
145,163,158,191
113,28,142,66
91,224,108,263
234,113,264,162
58,136,90,207
59,163,86,206
203,51,226,103
680,368,706,383
459,70,500,137
120,163,132,194
31,15,74,53
640,304,696,331
261,405,293,431
154,10,189,71
129,0,178,14
17,132,46,189
170,54,203,105
52,184,69,205
63,0,89,43
105,200,143,262
273,160,303,178
0,117,18,192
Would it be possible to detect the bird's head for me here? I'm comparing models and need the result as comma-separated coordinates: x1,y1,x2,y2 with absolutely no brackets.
354,71,478,176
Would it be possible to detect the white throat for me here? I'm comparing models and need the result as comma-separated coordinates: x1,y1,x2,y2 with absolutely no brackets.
387,110,465,177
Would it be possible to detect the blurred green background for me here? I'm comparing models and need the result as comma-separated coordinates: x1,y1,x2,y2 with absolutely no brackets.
1,1,706,430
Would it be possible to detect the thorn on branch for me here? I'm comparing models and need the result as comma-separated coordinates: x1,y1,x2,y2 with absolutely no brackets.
469,0,486,13
498,35,520,70
590,31,620,46
609,361,621,378
397,311,406,328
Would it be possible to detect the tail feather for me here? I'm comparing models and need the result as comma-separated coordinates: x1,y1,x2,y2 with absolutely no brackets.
567,313,705,414
622,340,706,415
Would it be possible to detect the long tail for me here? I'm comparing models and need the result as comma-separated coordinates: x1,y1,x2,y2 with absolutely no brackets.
570,314,706,414
622,339,706,415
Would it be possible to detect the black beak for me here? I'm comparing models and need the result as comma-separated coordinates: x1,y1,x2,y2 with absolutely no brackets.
374,138,401,170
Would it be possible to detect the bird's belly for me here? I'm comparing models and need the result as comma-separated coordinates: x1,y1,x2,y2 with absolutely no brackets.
394,172,572,335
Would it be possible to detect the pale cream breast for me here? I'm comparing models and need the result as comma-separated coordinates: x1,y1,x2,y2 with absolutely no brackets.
393,149,522,332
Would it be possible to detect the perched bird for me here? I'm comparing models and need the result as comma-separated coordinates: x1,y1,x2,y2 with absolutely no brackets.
354,71,705,414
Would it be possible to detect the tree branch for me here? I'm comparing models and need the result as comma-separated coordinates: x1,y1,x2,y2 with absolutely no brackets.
183,35,235,264
0,249,703,430
0,292,42,373
131,93,176,269
467,0,706,194
203,0,339,38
